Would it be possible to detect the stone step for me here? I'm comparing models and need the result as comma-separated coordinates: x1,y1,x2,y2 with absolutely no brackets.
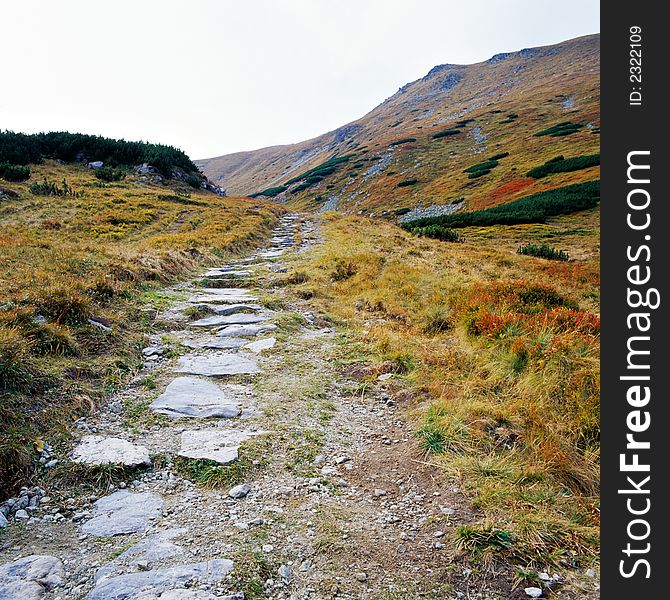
149,377,240,419
175,353,259,377
216,323,277,338
85,559,234,600
190,313,267,328
72,436,151,468
80,490,164,537
178,428,265,464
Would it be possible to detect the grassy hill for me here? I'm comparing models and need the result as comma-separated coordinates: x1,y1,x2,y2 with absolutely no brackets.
0,158,282,487
198,34,599,217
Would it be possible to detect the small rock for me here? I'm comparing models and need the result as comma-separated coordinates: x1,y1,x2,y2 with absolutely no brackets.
228,484,251,499
0,512,7,528
14,509,29,521
278,564,292,583
373,489,387,497
355,572,368,582
433,530,444,538
262,544,274,553
524,587,543,598
585,568,596,578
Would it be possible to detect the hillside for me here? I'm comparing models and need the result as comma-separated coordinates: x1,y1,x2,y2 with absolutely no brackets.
198,34,599,216
0,159,282,486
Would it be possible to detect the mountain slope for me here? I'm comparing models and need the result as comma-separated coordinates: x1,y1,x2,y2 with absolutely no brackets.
198,34,599,216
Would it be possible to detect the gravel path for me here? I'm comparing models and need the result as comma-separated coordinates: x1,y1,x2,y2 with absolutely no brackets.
0,215,595,600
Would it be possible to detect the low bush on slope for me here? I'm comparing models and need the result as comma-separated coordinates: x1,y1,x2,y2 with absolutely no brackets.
526,154,600,179
533,121,583,137
403,181,600,229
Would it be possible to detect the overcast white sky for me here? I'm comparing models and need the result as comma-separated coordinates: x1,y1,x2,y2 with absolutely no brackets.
0,1,599,159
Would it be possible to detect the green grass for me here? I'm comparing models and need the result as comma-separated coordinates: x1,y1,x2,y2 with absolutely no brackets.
397,178,418,188
403,180,600,228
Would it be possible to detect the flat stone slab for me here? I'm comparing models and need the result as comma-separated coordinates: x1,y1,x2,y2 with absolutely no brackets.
150,377,240,419
72,436,151,467
81,490,163,537
191,287,252,296
208,303,261,316
133,591,218,600
85,559,233,600
178,429,263,464
203,269,251,277
94,528,187,584
179,336,248,350
175,353,259,377
244,337,276,354
186,294,257,305
0,555,64,600
217,323,277,338
259,249,284,258
191,313,266,327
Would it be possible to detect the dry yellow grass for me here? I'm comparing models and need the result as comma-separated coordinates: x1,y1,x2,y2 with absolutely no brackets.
281,211,600,566
0,161,283,488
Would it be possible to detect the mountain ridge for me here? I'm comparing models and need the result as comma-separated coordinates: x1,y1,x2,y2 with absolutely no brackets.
197,33,599,215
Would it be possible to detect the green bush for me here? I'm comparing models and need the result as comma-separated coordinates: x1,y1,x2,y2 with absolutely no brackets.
393,207,411,216
464,160,498,173
285,154,356,185
291,182,312,193
402,180,600,229
517,243,570,261
0,130,198,178
94,166,125,182
499,113,518,124
455,118,475,127
397,179,418,188
29,178,83,197
185,174,202,189
526,154,600,179
432,129,462,139
467,169,491,179
389,138,417,146
410,225,462,242
255,186,287,197
0,162,30,182
533,121,583,137
488,152,509,161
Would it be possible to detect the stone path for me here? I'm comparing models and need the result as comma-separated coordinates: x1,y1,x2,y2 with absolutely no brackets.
0,213,592,599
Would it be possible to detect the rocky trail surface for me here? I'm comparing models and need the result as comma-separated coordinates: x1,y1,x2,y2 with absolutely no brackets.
0,215,592,600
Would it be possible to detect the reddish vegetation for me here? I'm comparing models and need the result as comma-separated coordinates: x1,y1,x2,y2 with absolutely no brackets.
472,177,535,210
534,261,600,288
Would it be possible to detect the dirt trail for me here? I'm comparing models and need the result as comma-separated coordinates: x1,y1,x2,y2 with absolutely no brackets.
0,214,589,600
